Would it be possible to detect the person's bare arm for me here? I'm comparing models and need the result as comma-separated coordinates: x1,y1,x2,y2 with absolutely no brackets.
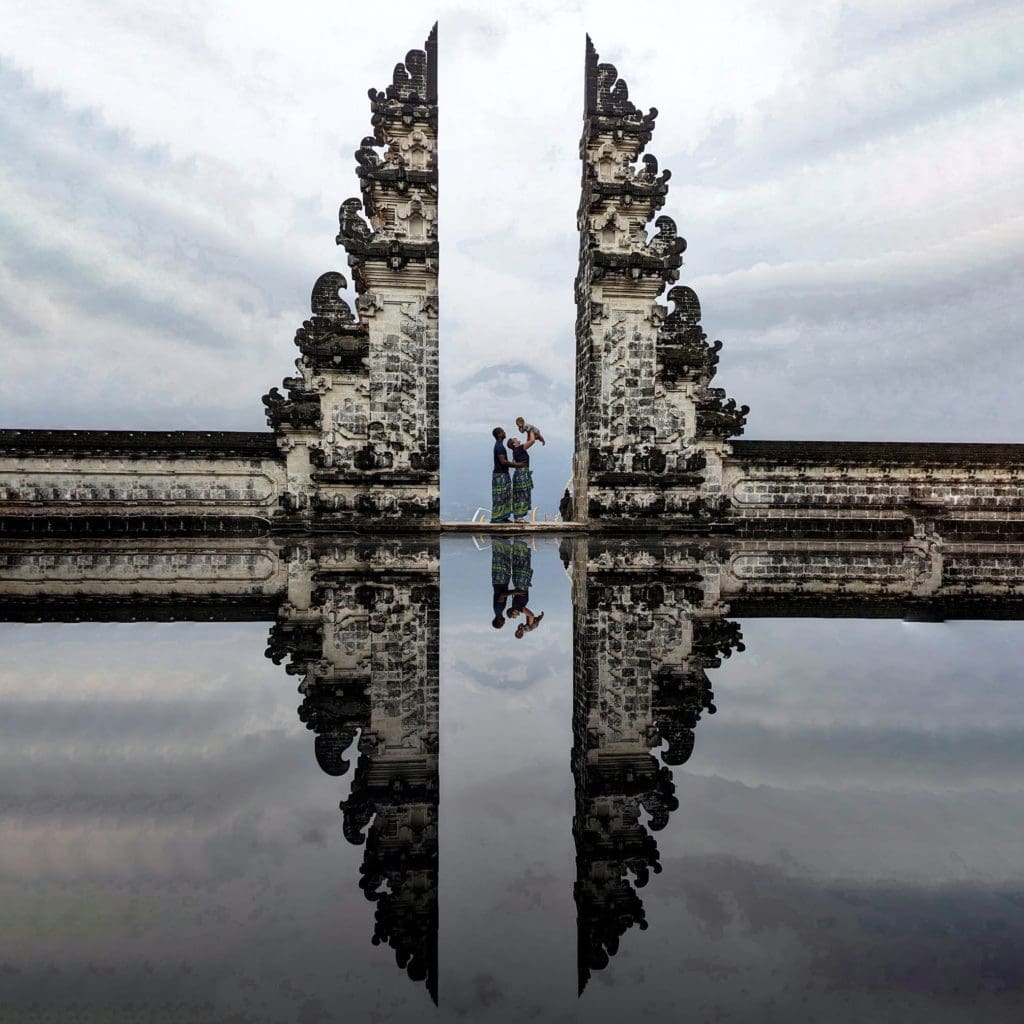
522,436,537,450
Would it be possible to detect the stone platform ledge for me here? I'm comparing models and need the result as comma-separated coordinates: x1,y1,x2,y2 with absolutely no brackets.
440,521,588,533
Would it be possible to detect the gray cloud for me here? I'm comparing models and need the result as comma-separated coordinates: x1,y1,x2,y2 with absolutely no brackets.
691,721,1024,791
678,6,1024,187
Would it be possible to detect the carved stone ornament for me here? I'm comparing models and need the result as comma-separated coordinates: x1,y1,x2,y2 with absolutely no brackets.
292,272,368,372
696,387,751,440
368,23,438,131
260,386,322,431
584,35,658,146
658,285,723,384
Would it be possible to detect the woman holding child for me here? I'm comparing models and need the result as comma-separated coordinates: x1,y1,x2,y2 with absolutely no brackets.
507,437,534,522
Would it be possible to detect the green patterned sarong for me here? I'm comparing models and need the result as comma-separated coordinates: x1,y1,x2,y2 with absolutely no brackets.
491,537,512,586
491,472,512,522
510,538,533,591
512,466,533,519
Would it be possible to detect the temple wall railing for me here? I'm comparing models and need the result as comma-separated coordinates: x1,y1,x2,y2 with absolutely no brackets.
0,535,441,620
724,440,1024,539
0,430,285,535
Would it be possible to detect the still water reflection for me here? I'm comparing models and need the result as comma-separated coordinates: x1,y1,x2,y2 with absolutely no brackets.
1,534,1022,1022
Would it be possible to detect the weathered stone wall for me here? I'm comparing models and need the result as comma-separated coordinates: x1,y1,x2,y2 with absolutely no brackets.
579,533,1024,614
0,535,285,608
722,536,1024,609
0,430,285,534
5,530,1021,621
725,441,1024,538
0,535,441,618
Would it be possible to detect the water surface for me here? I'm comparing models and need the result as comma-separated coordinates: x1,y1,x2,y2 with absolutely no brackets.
1,535,1022,1022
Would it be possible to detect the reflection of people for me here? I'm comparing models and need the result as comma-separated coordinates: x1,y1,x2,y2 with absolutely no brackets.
491,427,516,523
505,539,544,638
491,537,513,628
507,436,536,523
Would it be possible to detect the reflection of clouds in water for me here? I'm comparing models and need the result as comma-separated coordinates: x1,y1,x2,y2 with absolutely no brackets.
0,623,342,883
623,853,1024,1023
668,773,1024,884
445,627,561,693
712,619,1024,730
699,618,1024,792
690,721,1024,793
0,622,420,1023
4,534,1024,1018
0,622,292,702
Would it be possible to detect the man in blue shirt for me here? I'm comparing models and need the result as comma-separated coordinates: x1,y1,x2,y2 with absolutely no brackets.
491,427,515,523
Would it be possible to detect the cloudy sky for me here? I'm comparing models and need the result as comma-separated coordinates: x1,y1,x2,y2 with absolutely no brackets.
2,1,1023,515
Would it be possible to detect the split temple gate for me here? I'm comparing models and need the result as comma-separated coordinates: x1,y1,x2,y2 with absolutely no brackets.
1,28,1021,536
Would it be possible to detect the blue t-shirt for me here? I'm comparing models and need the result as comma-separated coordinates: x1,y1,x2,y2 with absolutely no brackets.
511,446,529,468
493,439,509,474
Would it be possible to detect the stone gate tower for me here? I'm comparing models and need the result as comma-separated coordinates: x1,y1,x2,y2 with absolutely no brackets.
574,38,748,528
265,25,439,529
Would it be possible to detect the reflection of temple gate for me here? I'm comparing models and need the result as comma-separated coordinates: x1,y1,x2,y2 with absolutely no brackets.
570,544,738,988
266,540,441,1000
0,536,441,1003
3,530,1024,999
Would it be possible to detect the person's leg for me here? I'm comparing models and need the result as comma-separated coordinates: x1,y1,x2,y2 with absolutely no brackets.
491,537,512,586
491,472,512,523
512,468,530,521
510,537,534,591
513,469,534,522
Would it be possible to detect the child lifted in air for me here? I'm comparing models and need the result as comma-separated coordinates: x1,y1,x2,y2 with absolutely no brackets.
515,416,546,446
